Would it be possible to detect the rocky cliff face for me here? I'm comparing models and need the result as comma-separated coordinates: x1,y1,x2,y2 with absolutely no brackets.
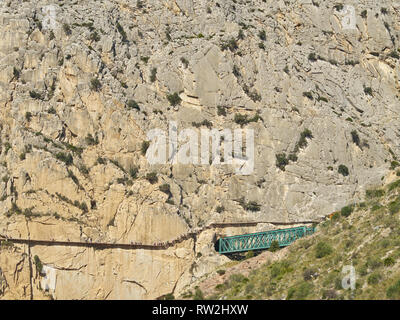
0,0,399,299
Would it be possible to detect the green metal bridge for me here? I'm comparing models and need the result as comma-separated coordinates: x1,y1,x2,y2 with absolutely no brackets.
218,226,316,254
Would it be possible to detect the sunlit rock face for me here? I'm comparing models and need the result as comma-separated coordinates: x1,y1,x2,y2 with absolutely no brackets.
0,0,399,299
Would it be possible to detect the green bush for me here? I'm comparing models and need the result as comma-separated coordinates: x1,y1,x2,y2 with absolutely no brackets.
63,23,72,35
364,86,373,96
55,152,73,166
129,166,139,179
269,240,280,252
116,22,127,42
29,90,42,100
245,251,254,259
217,106,227,116
162,293,174,300
145,172,158,184
388,198,400,214
286,282,313,300
216,269,225,276
159,183,171,195
150,68,157,82
167,93,182,106
390,161,400,170
315,242,333,258
90,78,101,91
351,130,360,146
127,100,140,110
141,141,150,155
366,189,385,198
387,279,400,299
388,180,400,191
34,255,43,273
384,256,395,267
341,205,354,217
367,272,381,285
276,153,289,171
258,30,266,41
216,206,224,213
338,164,349,176
270,261,293,280
303,92,313,100
193,287,204,300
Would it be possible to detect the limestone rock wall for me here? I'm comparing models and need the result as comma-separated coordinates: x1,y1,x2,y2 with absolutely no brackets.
0,0,399,299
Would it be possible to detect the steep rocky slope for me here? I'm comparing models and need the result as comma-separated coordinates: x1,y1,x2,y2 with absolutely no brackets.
0,0,399,299
193,173,400,300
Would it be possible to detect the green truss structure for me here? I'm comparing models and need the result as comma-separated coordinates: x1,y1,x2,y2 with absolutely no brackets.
218,225,316,254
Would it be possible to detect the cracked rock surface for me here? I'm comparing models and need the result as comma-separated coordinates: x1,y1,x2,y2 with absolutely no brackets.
0,0,399,299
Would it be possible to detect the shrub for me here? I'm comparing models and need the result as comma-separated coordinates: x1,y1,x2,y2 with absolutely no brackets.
234,113,260,126
361,10,367,18
322,289,337,300
116,22,127,42
364,86,373,96
269,240,280,252
216,269,225,276
129,166,138,179
159,183,171,195
56,152,73,166
367,272,381,285
388,180,400,191
366,189,385,199
127,100,140,111
388,198,400,214
303,269,316,281
351,130,360,146
63,24,72,35
315,242,333,258
150,68,157,82
29,91,42,100
193,287,204,300
303,92,313,100
145,172,158,184
384,257,395,267
245,251,254,259
25,112,32,122
141,141,150,155
286,282,313,300
390,161,400,170
338,164,349,176
90,78,101,91
216,206,224,213
341,205,354,217
239,198,261,212
308,52,317,62
217,106,227,116
180,57,189,68
34,255,43,274
387,279,400,299
276,153,289,171
192,119,213,129
221,38,238,52
167,93,182,106
162,293,174,300
294,129,313,151
90,31,100,42
258,30,266,41
85,133,98,146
